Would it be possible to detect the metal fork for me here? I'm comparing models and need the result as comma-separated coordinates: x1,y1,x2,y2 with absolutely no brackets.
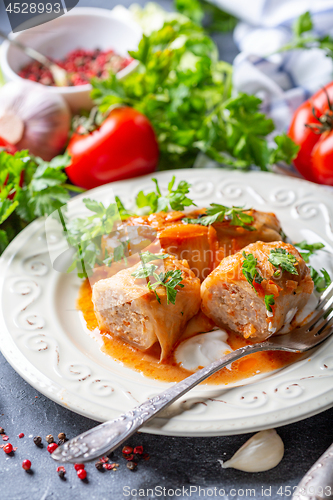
52,283,333,463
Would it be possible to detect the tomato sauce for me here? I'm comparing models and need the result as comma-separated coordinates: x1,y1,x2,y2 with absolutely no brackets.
77,279,302,385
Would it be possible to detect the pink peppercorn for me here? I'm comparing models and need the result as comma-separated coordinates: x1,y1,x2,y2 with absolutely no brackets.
3,443,13,454
77,469,87,480
134,446,143,455
74,463,85,471
22,460,31,471
47,443,58,454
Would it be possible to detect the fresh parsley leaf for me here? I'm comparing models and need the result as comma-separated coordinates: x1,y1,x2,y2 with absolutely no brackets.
103,241,129,267
183,204,255,230
265,294,275,312
148,269,185,305
63,198,121,278
140,251,169,265
174,0,204,25
310,266,332,292
0,199,19,225
269,134,300,165
115,196,133,219
132,263,158,279
278,11,333,60
294,240,325,263
131,252,169,279
242,252,263,290
293,11,313,38
0,229,8,254
0,151,71,255
131,252,183,304
268,248,298,275
135,176,196,214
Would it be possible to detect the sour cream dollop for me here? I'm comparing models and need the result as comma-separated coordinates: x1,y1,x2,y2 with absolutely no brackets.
175,329,233,372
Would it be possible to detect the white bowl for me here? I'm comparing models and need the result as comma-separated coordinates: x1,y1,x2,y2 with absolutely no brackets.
0,7,142,113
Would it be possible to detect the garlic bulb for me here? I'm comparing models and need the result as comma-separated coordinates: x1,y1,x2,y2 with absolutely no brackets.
0,81,71,161
219,429,284,472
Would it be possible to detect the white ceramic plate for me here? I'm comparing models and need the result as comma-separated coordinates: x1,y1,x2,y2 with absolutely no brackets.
1,169,333,436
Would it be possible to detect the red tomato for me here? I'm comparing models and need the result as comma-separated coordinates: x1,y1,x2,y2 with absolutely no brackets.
66,107,159,189
0,136,17,155
288,82,333,184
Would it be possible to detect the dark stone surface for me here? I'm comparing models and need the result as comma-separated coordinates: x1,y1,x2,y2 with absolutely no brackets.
0,1,332,499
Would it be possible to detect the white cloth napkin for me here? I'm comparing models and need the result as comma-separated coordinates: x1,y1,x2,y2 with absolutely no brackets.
211,0,333,133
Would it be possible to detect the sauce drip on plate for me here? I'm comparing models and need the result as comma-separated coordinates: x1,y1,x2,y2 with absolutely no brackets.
77,279,302,385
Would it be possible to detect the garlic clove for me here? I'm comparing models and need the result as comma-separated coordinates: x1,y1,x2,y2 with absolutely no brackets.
219,429,284,472
0,112,24,144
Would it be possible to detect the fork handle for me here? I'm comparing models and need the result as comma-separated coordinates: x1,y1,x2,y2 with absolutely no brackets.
52,341,275,463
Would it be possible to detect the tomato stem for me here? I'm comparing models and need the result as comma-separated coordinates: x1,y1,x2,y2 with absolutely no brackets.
306,86,333,134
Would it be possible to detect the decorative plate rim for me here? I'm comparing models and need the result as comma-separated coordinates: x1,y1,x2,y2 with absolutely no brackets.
1,168,333,437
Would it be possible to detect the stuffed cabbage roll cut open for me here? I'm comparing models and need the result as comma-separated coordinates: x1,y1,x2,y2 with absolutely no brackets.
92,253,201,361
201,241,314,342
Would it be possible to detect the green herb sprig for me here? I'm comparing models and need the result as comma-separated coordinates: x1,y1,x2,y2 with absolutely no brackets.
310,267,332,293
278,11,333,60
174,0,237,33
148,269,184,305
264,294,275,312
294,240,325,263
64,198,121,278
131,252,169,279
136,176,195,214
183,204,255,230
242,252,263,290
0,150,73,255
131,251,184,304
268,248,298,275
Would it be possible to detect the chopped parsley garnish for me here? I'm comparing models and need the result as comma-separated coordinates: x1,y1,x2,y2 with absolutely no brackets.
264,294,275,312
102,241,129,267
268,248,298,275
148,270,184,305
242,252,263,290
131,252,183,305
183,204,255,230
310,266,332,293
131,252,169,279
136,176,196,214
294,240,325,263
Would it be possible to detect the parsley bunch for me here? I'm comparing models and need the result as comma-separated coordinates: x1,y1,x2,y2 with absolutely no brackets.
0,150,72,255
131,251,184,304
184,204,255,229
91,18,298,171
